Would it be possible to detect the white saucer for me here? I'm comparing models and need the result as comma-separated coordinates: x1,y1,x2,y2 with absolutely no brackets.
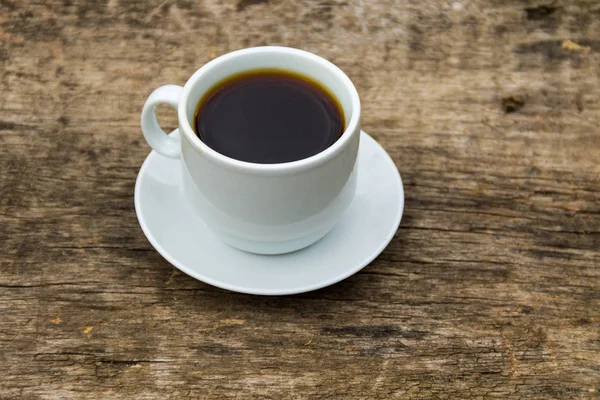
134,131,404,295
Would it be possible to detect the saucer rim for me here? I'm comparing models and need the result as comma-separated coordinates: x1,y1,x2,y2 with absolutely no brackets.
134,130,404,295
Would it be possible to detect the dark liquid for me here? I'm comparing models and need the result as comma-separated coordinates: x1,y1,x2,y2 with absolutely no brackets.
194,69,345,164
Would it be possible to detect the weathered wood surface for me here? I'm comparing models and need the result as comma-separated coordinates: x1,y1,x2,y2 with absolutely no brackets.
1,0,599,398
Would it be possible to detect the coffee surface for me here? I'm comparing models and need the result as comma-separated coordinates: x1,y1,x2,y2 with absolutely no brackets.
194,69,344,164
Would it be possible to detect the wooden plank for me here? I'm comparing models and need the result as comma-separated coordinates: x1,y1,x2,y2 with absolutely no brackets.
1,0,599,398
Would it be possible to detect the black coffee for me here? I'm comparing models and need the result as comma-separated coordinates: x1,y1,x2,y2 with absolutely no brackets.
194,69,345,164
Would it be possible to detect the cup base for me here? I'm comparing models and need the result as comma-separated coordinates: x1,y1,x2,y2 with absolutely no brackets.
216,225,334,255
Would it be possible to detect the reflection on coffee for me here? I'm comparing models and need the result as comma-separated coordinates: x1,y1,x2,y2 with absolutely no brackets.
194,69,345,164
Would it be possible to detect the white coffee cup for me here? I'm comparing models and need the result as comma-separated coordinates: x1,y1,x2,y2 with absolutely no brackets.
141,47,361,254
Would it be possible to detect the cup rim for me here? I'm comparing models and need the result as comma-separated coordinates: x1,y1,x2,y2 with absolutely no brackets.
178,46,361,174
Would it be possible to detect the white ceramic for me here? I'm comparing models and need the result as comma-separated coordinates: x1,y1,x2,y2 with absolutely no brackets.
135,131,404,295
141,47,361,254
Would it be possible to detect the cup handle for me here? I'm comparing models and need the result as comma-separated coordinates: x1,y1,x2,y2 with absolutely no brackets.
141,85,184,159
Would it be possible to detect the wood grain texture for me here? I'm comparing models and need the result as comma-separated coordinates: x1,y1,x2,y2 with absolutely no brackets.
1,0,599,398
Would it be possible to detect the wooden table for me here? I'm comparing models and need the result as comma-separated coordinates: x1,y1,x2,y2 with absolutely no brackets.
2,0,599,398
